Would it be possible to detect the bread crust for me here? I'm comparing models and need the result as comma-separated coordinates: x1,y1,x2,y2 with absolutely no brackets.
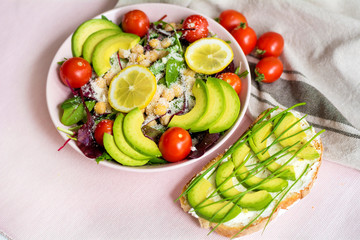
179,109,323,238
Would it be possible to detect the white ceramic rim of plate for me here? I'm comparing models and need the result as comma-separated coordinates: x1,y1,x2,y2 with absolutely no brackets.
46,3,251,173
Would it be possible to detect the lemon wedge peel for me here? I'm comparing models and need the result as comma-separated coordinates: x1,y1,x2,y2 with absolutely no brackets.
185,38,234,75
108,65,157,113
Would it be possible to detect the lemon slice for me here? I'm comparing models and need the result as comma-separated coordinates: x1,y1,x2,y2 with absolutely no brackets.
185,38,234,75
108,65,156,112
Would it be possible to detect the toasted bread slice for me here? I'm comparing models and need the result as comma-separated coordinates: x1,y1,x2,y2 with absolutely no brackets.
179,106,323,238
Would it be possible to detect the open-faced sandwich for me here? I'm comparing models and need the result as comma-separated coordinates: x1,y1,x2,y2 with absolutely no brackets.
178,103,324,238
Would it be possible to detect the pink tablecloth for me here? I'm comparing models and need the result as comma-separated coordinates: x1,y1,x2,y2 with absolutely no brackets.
1,0,359,239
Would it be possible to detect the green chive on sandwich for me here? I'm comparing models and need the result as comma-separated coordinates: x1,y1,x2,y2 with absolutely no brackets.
177,103,324,238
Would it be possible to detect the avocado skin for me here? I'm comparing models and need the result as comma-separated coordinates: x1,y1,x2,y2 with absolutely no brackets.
168,79,209,130
122,108,162,157
113,113,150,160
190,78,225,132
103,133,149,166
208,78,240,133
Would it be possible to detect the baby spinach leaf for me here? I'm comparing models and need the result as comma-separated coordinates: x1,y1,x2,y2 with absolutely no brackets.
165,58,185,87
60,97,95,126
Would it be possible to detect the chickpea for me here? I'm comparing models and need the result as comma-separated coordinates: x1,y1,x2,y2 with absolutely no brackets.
160,114,171,126
118,49,130,58
139,59,151,67
95,77,106,88
164,22,176,31
149,39,160,49
94,102,107,115
145,50,159,62
172,84,183,97
136,53,146,62
131,44,144,54
183,68,196,78
153,100,169,115
146,120,157,127
145,104,154,116
161,38,172,48
129,53,138,63
161,88,175,102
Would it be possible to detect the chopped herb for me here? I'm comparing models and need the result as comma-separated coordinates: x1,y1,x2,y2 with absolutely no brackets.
101,15,111,22
57,58,68,65
96,151,113,163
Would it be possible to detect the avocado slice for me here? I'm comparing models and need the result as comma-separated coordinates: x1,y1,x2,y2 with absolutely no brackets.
103,133,149,166
92,33,140,76
274,112,320,160
215,160,273,210
209,77,240,133
168,79,209,130
190,78,225,132
83,28,122,64
71,19,121,57
237,191,273,211
187,178,241,223
113,113,151,160
248,121,296,181
122,108,162,157
232,143,288,192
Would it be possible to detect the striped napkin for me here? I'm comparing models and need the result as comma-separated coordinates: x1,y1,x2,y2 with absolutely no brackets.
116,0,360,170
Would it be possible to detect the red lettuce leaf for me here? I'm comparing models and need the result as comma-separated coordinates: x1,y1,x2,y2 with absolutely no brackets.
76,89,103,159
188,132,221,159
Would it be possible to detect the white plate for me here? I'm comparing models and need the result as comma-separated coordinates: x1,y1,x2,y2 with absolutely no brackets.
46,3,251,172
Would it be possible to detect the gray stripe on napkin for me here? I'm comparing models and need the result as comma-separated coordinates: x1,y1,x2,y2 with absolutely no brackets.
248,61,354,129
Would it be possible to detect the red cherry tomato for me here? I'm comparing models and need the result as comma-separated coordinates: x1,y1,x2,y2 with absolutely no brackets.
94,119,114,146
231,24,257,55
182,15,209,43
59,57,92,88
219,9,248,32
256,32,284,58
217,72,242,94
255,57,283,83
121,10,150,37
158,127,192,162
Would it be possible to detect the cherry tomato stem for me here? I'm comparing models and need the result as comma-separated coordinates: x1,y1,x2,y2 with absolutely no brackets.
219,9,248,32
255,57,283,83
256,32,284,58
231,24,257,55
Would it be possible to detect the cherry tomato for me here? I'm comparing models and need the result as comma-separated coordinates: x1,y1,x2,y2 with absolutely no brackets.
182,15,209,43
94,119,114,146
121,10,150,37
59,57,92,88
231,23,257,55
255,57,283,83
217,72,242,94
219,9,248,32
256,32,284,58
158,127,192,162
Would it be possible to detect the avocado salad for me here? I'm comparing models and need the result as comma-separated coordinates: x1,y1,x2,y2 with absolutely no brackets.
57,10,248,166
